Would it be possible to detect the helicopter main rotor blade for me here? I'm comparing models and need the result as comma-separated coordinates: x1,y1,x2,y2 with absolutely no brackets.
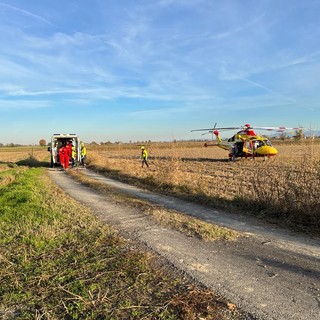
250,126,304,131
192,124,304,133
191,128,215,132
191,126,241,132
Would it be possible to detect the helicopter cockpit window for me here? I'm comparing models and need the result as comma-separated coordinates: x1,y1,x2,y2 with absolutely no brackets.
263,139,272,146
258,140,264,147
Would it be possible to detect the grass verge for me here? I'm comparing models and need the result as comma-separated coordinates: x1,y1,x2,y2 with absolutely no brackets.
0,164,244,319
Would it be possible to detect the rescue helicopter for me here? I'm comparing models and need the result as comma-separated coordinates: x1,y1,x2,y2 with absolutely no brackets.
191,123,301,160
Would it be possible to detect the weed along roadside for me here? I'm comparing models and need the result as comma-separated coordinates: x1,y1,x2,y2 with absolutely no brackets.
0,162,245,319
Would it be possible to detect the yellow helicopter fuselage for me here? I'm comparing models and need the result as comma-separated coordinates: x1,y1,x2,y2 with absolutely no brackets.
215,132,278,158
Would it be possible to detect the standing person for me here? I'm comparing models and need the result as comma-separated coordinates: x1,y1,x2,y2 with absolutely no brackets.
59,142,66,170
71,143,76,167
229,143,237,162
141,146,149,168
80,142,87,166
64,142,72,169
52,143,58,166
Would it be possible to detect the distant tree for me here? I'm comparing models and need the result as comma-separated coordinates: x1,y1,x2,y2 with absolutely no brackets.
294,129,304,141
39,139,46,146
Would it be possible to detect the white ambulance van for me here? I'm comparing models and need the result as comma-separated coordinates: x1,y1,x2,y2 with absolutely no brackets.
48,133,81,168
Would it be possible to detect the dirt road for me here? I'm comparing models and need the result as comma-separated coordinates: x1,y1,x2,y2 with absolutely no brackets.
48,169,320,320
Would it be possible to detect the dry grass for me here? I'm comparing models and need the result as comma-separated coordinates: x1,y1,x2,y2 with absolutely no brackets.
0,147,49,163
68,169,239,242
146,208,238,241
86,141,320,235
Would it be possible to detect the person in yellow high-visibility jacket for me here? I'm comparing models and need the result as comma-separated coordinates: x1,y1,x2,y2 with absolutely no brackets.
140,146,149,168
80,142,87,166
71,144,77,167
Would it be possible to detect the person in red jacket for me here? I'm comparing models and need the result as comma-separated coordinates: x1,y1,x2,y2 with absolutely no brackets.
64,142,72,169
59,143,66,169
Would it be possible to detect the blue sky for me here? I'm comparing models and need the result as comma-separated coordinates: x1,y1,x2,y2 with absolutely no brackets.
0,0,319,144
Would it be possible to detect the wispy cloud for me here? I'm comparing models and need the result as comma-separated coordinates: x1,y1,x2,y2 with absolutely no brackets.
239,78,296,104
0,2,54,26
208,14,266,41
0,99,51,109
279,50,320,68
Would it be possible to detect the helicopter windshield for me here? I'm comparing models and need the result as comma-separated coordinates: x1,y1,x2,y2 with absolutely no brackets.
263,139,272,146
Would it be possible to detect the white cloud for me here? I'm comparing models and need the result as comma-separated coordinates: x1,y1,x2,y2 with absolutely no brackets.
0,99,51,109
